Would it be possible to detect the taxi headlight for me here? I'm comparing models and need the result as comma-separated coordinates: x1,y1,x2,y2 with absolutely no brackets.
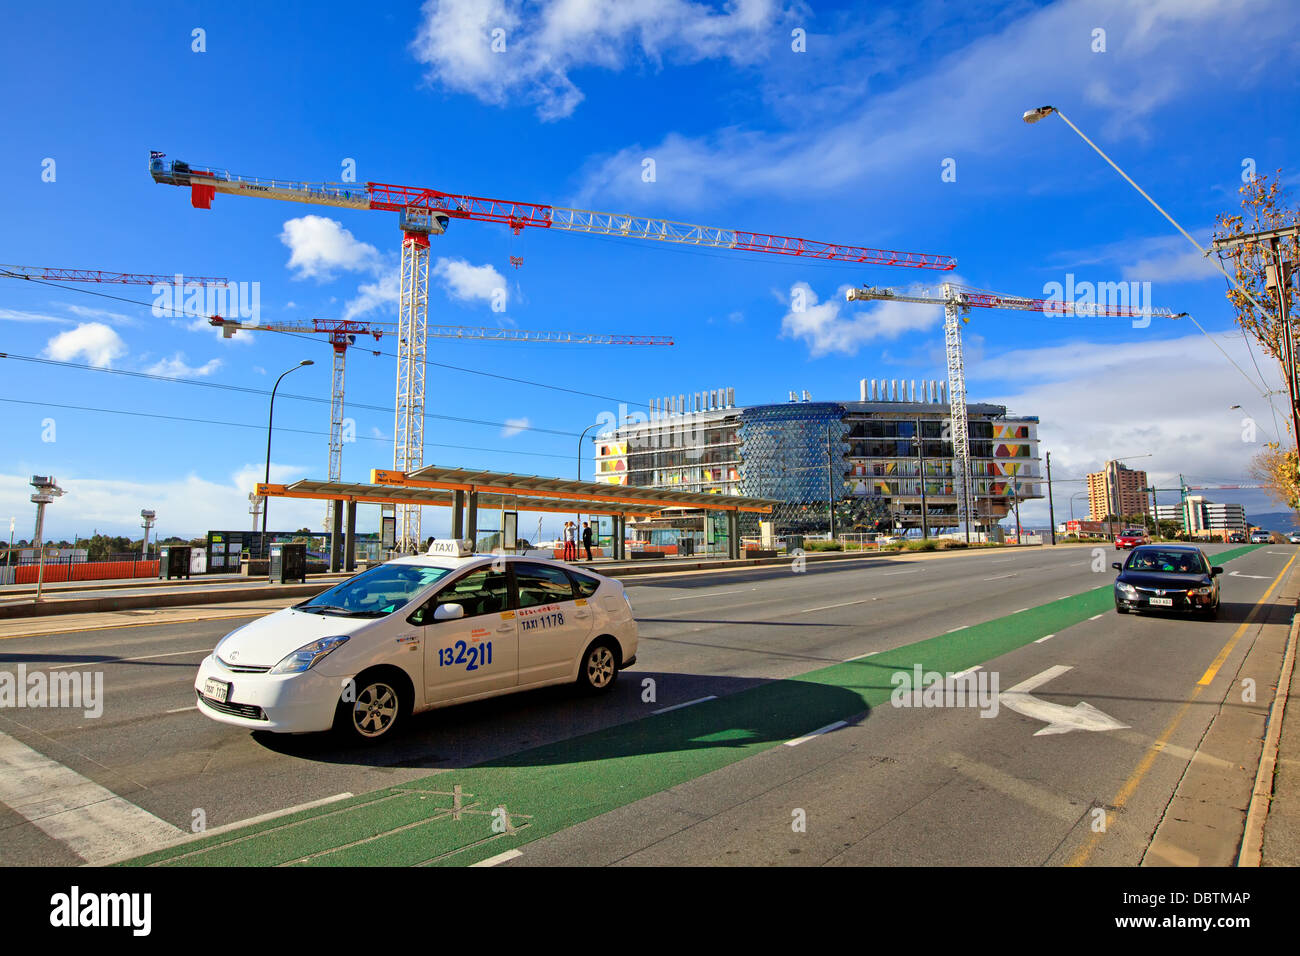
269,636,350,675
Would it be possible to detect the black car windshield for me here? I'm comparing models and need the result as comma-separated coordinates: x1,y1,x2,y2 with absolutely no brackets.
1126,549,1207,574
296,564,452,617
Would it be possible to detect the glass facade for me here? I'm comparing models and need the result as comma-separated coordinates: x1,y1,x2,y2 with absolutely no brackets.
595,393,1041,537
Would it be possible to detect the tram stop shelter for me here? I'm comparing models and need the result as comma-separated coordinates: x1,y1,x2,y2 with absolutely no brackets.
257,465,778,571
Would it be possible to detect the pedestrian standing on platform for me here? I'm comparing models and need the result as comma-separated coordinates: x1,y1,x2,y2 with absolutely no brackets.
582,521,593,561
563,521,576,561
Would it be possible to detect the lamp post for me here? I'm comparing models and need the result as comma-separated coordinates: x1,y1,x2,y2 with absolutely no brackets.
1069,491,1088,524
1023,104,1287,437
261,360,314,559
577,419,604,556
29,476,65,603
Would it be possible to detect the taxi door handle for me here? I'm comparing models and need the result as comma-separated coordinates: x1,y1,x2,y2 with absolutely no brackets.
496,623,514,633
574,609,591,619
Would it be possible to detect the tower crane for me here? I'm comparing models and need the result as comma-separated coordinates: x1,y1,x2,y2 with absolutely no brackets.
845,282,1186,541
208,315,672,529
151,151,956,547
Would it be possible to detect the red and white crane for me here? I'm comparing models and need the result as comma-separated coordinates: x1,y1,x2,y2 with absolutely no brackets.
209,315,672,529
151,151,956,547
0,263,228,287
845,282,1186,539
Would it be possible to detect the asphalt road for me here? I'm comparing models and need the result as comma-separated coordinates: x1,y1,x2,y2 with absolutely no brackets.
0,542,1290,866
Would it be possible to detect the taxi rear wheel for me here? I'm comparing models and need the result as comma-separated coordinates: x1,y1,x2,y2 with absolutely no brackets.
577,639,619,694
334,668,409,743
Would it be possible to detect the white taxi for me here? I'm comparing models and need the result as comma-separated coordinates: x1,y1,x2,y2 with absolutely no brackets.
193,540,638,743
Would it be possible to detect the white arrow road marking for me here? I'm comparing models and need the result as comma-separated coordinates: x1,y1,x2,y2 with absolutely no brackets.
1000,665,1129,737
1228,570,1270,579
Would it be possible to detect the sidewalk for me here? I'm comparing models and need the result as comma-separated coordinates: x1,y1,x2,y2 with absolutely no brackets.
1260,600,1300,865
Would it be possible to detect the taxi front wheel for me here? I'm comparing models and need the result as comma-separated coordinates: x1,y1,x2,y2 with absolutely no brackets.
334,668,409,743
577,639,619,694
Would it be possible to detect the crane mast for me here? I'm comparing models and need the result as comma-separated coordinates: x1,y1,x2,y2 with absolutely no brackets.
846,282,1184,540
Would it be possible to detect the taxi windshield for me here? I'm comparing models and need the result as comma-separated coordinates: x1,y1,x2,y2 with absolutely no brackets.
296,564,451,617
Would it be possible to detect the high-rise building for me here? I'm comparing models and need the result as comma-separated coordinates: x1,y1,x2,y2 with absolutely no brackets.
1183,495,1247,537
592,380,1041,538
1087,462,1150,521
1154,503,1184,528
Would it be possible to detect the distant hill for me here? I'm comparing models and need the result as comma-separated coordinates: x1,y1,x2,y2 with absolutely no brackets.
1248,511,1300,533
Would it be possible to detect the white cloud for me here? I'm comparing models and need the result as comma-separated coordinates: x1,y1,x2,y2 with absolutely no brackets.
0,308,73,325
780,282,944,357
280,215,382,280
146,353,223,378
411,0,783,121
344,267,401,320
501,417,530,437
43,322,127,368
571,0,1298,208
62,303,137,326
432,257,507,306
969,330,1289,525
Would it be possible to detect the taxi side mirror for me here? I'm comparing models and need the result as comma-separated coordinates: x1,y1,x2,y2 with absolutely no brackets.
1111,562,1123,571
433,603,465,622
1211,567,1223,576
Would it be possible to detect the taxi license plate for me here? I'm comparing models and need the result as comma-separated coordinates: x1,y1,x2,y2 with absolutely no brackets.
203,678,231,703
1149,597,1173,607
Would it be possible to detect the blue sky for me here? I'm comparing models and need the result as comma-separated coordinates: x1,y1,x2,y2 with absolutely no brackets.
1,0,1297,540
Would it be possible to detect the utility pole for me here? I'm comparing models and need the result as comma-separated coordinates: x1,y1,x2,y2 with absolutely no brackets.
1046,452,1056,545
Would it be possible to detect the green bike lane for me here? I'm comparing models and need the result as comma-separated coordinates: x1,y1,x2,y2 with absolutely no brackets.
123,544,1262,867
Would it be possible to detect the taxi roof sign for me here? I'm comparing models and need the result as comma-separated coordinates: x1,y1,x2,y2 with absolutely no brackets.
427,538,475,557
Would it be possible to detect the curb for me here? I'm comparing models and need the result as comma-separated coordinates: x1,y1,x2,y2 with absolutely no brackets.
1238,605,1299,866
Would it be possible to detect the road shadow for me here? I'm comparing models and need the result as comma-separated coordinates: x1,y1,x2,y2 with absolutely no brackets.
253,670,869,771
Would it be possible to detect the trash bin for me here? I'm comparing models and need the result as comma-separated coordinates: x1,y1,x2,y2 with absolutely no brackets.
160,545,192,580
786,535,805,552
679,537,696,557
269,543,307,583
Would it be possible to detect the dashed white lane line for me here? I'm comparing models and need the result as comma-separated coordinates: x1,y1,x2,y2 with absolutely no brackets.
668,589,748,601
1014,608,1029,613
1034,634,1056,644
473,849,523,867
652,695,717,715
1088,613,1104,621
845,651,877,661
983,573,1018,581
785,721,848,747
947,625,970,633
801,599,870,613
882,570,918,576
0,731,181,865
165,705,197,714
950,666,982,681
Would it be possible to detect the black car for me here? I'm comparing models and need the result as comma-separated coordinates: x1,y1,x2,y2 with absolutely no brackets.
1113,544,1222,618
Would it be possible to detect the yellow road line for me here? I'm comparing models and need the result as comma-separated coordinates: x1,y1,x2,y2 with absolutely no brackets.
1068,552,1296,866
1198,553,1295,685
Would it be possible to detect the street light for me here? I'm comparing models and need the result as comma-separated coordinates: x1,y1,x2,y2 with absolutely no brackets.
29,476,65,602
576,420,604,558
261,360,314,558
1023,104,1284,422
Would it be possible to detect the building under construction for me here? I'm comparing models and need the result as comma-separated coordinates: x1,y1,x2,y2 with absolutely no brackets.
593,380,1041,539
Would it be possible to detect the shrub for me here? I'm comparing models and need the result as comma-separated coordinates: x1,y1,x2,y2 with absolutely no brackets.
806,540,842,551
906,539,938,551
